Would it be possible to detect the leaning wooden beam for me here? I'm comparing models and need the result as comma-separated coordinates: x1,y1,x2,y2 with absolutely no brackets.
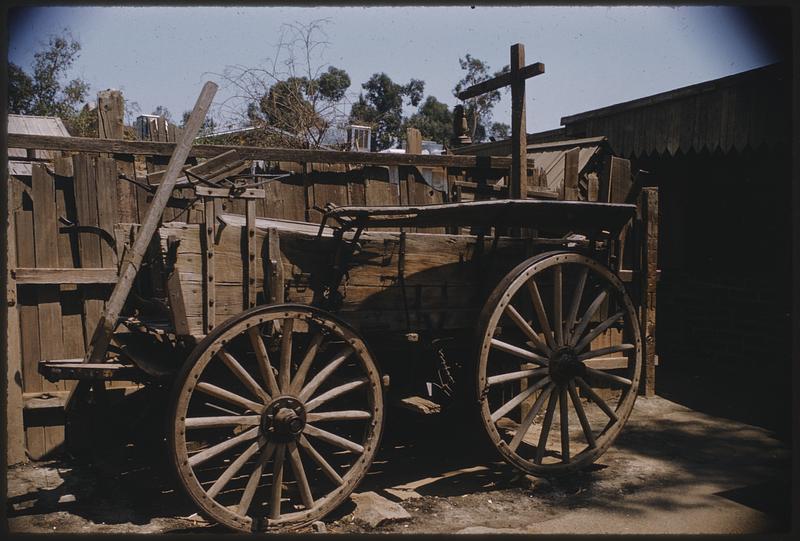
7,133,538,170
84,81,218,363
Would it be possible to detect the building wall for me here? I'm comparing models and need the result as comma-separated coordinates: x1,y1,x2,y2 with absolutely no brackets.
637,147,791,435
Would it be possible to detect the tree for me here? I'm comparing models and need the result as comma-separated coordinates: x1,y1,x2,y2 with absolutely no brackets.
348,73,425,151
452,54,508,143
7,30,92,136
181,109,217,136
212,20,352,148
403,95,453,145
488,122,510,141
151,105,172,122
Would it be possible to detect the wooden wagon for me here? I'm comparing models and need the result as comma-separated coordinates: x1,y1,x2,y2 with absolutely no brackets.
38,83,647,532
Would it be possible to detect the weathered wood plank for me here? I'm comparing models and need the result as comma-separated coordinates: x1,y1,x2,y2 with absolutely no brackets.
563,148,580,201
15,209,46,458
114,157,138,223
6,181,26,465
72,154,106,350
95,157,120,267
7,133,537,170
97,89,125,140
12,268,119,284
31,164,66,369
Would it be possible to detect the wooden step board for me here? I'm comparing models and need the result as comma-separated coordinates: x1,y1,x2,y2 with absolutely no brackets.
38,358,144,383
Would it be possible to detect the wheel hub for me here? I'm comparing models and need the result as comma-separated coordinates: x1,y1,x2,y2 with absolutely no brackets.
261,396,306,442
548,347,586,386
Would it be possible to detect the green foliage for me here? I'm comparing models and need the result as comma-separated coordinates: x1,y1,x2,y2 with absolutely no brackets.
453,54,508,142
151,105,172,122
317,66,351,102
7,30,91,135
348,73,426,150
404,96,453,145
489,122,510,140
181,110,217,136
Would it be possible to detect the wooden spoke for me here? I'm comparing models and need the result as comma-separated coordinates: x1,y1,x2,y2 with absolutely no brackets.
305,378,368,412
188,426,259,467
298,346,354,402
568,288,609,348
534,392,558,464
573,311,625,353
577,343,635,361
289,331,325,395
196,382,263,413
248,327,280,397
218,350,270,403
491,376,551,423
575,377,618,422
236,441,275,514
585,367,633,387
304,424,364,454
306,410,372,422
534,390,560,464
298,434,344,486
553,265,563,346
567,381,596,448
509,383,554,452
279,318,294,391
487,367,548,387
565,266,589,339
288,442,315,509
269,443,286,520
504,304,551,355
202,402,242,416
207,439,262,499
490,338,549,366
559,386,570,462
185,415,260,429
527,278,556,350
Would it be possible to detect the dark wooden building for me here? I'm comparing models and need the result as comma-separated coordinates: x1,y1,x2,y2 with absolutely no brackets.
544,63,792,435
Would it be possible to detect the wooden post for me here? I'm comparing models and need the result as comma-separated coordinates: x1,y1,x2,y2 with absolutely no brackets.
85,81,217,362
245,199,257,309
563,147,580,201
203,198,216,334
510,43,526,201
6,180,26,465
639,187,658,397
456,43,544,203
97,90,125,140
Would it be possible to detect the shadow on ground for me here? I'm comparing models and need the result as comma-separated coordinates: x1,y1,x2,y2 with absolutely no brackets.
6,382,792,534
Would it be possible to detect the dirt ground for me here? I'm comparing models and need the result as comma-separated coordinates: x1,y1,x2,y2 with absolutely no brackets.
4,392,792,535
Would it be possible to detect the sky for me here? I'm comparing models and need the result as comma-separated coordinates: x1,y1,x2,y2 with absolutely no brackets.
7,5,785,136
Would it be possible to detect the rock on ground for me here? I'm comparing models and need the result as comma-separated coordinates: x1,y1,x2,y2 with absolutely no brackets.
350,491,411,528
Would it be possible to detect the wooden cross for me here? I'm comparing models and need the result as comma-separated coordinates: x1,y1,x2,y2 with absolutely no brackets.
457,43,544,200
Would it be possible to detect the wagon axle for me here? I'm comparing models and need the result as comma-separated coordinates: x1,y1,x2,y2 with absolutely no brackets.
548,347,587,386
261,397,307,442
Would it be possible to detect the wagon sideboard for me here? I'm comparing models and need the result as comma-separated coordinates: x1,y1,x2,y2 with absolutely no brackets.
140,217,549,339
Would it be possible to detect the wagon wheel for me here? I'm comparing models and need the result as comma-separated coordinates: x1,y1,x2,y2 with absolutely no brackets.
169,304,384,532
476,251,641,475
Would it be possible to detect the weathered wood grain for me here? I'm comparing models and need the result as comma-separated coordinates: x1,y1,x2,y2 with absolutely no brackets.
7,133,537,170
